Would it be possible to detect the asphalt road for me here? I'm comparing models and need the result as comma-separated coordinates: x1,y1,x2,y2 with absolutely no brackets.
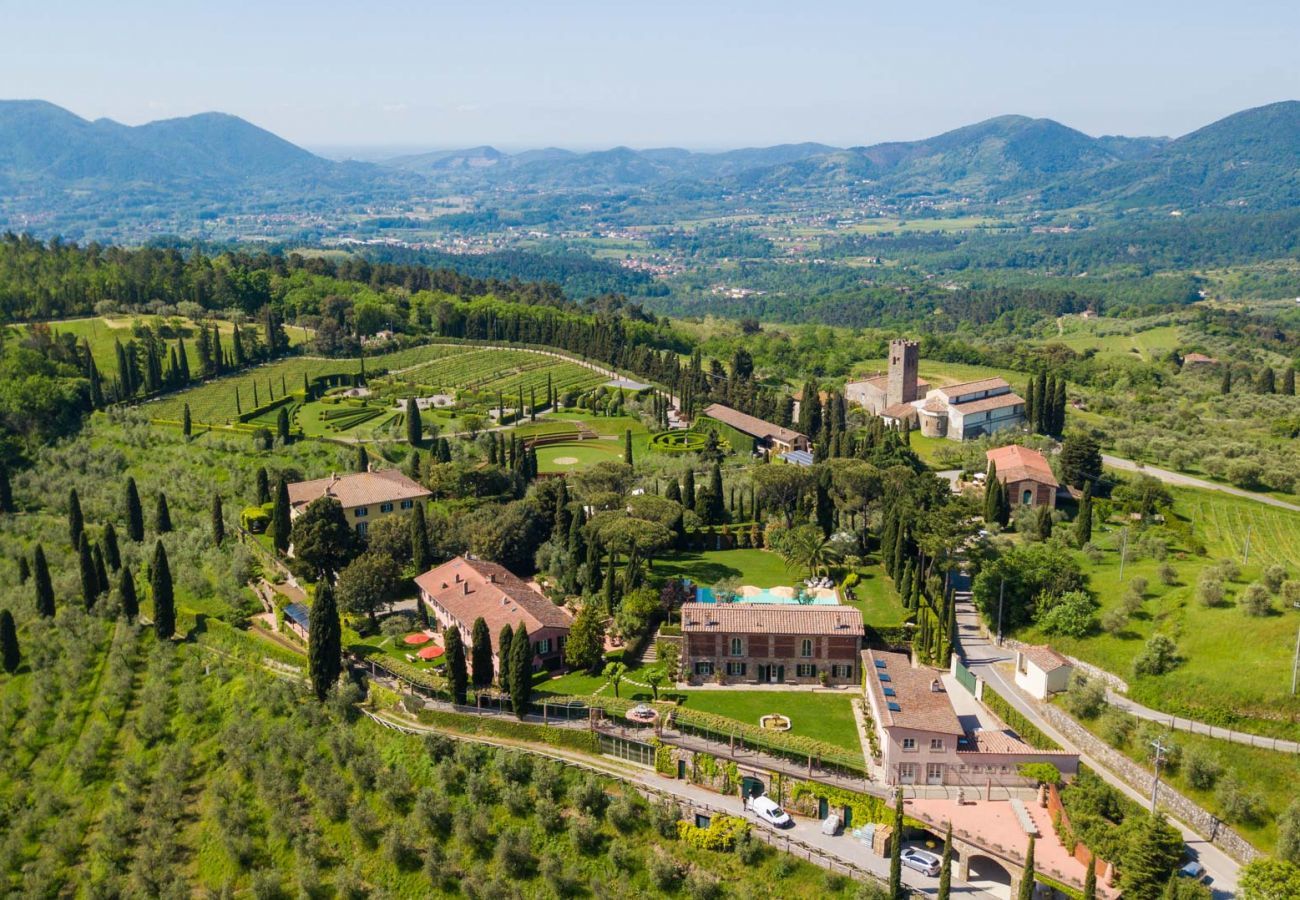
1103,454,1300,513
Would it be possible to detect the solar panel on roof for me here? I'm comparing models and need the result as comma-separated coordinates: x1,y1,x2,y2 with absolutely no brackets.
874,659,887,668
887,702,901,712
879,673,891,682
883,687,896,697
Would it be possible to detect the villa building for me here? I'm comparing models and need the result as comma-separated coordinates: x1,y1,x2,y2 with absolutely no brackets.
985,445,1059,509
680,603,863,685
861,649,1078,786
286,469,431,537
699,403,809,457
414,556,572,674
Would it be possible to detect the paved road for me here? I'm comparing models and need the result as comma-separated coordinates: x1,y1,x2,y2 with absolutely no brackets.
954,600,1241,897
1103,454,1300,513
1104,690,1300,754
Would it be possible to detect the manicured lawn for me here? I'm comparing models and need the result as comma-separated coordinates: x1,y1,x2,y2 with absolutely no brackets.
654,549,797,588
848,561,908,628
673,690,862,752
535,440,627,473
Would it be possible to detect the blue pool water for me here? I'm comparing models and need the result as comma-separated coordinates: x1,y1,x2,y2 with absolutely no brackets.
694,586,838,605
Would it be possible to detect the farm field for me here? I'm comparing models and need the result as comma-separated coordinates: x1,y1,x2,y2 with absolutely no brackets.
1047,320,1184,364
389,348,606,398
1016,486,1300,734
843,357,1025,391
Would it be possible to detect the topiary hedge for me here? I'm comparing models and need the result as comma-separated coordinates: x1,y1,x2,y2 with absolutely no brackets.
648,431,708,454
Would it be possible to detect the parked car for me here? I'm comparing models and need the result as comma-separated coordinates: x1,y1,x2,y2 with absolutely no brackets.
900,847,942,877
1178,861,1207,882
746,795,793,828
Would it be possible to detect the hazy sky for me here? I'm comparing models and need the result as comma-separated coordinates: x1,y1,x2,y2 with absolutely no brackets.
4,0,1298,152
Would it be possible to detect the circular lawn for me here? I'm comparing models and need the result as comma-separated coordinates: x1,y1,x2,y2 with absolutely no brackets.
535,440,624,473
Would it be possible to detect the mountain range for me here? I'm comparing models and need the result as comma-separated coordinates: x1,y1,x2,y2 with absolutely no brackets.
2,98,1300,238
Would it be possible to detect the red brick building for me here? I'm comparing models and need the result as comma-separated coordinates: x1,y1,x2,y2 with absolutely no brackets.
986,445,1059,510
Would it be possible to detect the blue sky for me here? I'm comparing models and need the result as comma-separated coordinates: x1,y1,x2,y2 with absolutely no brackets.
3,0,1297,152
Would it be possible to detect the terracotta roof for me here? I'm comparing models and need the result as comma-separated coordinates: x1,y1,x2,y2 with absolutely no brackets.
957,729,1074,756
847,374,931,393
681,603,863,637
861,649,963,735
985,445,1058,488
950,392,1025,416
881,402,919,421
287,469,431,511
1019,644,1070,672
415,557,572,650
1182,352,1219,365
921,395,948,413
939,377,1012,399
701,404,806,446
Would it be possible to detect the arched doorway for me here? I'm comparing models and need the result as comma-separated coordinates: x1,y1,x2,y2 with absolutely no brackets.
740,775,765,799
963,853,1014,900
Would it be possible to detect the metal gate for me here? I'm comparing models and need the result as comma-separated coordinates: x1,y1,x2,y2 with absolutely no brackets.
954,659,977,695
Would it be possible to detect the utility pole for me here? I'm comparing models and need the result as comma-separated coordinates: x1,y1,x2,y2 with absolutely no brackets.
996,579,1005,646
1291,625,1300,695
1243,525,1252,565
1149,736,1170,814
1118,529,1129,583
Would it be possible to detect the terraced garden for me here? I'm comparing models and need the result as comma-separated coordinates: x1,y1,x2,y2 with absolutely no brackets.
393,349,606,398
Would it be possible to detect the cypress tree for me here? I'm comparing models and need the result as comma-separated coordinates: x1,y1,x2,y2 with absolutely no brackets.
1285,367,1296,396
78,533,98,609
119,566,138,621
154,491,172,534
437,437,451,463
891,526,906,581
1018,836,1035,900
405,447,423,480
355,445,369,473
889,788,904,899
182,403,192,438
1053,377,1067,435
1075,483,1093,546
1036,505,1053,540
272,478,291,554
255,467,270,505
102,522,121,571
410,504,431,573
470,617,493,690
0,609,18,674
93,543,109,600
124,477,144,542
1220,366,1232,394
0,463,12,513
406,397,422,446
1035,372,1049,433
497,624,514,689
899,562,914,610
1023,378,1036,432
682,469,696,510
664,478,682,504
177,336,190,381
17,555,30,584
68,487,84,548
1083,857,1096,900
211,492,225,546
704,463,726,525
509,623,532,718
445,626,468,705
151,540,175,640
277,406,290,444
938,822,952,900
33,545,54,617
624,428,634,466
1258,367,1276,394
308,580,342,702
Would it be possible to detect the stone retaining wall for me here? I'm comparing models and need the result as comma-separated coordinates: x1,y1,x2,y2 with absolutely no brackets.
1003,637,1129,693
1037,703,1261,864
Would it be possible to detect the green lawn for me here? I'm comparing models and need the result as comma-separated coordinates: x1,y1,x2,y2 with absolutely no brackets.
654,549,797,588
1017,486,1300,733
848,561,908,628
535,440,628,473
673,690,862,752
846,358,1025,390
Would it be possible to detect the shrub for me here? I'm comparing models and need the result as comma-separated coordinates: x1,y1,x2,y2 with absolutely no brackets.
1264,565,1289,593
1238,582,1272,616
677,815,750,852
1183,746,1222,790
1215,558,1241,583
686,868,724,900
608,794,642,833
1284,581,1300,609
1062,672,1107,719
1158,562,1178,586
570,816,603,855
1196,573,1225,608
1215,773,1265,825
648,850,685,891
1100,607,1129,635
1133,634,1178,675
1037,590,1097,637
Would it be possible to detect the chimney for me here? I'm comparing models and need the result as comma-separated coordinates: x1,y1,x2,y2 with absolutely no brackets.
462,581,470,595
930,679,944,693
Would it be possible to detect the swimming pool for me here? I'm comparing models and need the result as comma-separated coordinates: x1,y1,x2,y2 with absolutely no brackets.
694,585,839,605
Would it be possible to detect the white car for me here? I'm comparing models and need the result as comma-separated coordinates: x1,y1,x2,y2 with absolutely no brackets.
900,847,942,877
747,795,793,828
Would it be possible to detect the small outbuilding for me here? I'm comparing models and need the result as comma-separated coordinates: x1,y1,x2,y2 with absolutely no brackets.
1014,645,1073,699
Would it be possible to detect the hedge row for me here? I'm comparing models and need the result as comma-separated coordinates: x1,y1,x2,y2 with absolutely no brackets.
415,709,600,755
981,683,1061,750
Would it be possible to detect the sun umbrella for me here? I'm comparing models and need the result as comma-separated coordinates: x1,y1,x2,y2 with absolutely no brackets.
404,633,431,646
418,645,444,660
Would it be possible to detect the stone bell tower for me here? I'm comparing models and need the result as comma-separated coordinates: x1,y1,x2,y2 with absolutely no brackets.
886,339,920,406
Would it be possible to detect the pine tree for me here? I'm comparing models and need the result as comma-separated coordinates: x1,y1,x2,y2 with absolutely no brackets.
255,467,270,505
1075,483,1093,546
0,463,12,513
470,617,493,689
78,533,98,609
272,478,291,554
445,626,468,705
33,545,54,617
509,623,532,718
154,491,172,534
309,580,342,702
124,477,144,542
0,608,18,673
119,566,138,620
211,492,225,546
406,397,422,446
410,504,431,573
1018,836,1035,900
889,788,904,899
68,487,84,548
497,624,514,689
151,540,175,640
182,403,192,438
938,822,952,900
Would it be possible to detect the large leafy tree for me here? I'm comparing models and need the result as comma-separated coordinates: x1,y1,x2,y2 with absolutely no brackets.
1059,434,1103,489
565,601,606,673
972,542,1086,631
308,580,342,701
445,626,468,705
336,551,401,630
470,617,493,689
290,496,357,578
151,540,175,640
509,622,532,718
